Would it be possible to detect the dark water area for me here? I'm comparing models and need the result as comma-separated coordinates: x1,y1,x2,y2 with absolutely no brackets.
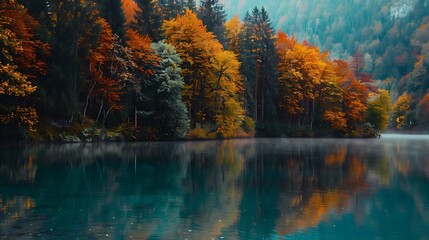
1,134,429,239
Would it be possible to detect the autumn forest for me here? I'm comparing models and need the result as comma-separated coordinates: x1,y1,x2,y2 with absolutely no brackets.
1,0,428,142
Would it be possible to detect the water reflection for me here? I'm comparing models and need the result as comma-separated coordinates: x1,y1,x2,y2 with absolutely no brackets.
0,136,429,239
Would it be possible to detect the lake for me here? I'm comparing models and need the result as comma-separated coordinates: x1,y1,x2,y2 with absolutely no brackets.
1,134,429,239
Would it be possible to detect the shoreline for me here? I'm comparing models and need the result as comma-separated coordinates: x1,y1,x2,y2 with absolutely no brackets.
6,132,429,145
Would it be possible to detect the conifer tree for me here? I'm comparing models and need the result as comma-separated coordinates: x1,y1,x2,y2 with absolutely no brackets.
186,0,196,12
132,0,163,41
239,7,279,136
95,0,126,39
198,0,227,46
43,0,99,122
148,41,190,139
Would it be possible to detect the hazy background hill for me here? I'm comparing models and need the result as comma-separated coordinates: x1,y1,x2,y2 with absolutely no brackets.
220,0,428,79
217,0,429,129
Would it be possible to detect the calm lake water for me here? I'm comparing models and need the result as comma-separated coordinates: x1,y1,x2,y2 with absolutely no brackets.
1,134,429,239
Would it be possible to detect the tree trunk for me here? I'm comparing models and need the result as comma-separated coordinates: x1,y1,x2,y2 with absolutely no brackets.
261,90,265,122
96,99,104,123
82,81,96,124
254,87,257,121
134,106,138,129
102,106,114,125
310,99,315,131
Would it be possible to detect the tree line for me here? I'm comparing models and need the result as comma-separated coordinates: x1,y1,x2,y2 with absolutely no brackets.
0,0,390,141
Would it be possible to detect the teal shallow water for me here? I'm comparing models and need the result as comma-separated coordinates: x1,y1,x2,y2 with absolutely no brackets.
1,135,429,239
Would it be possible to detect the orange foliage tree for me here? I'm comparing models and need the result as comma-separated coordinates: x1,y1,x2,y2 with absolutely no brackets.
122,0,138,24
126,28,159,128
84,18,136,125
163,10,249,137
334,60,369,136
277,31,347,135
277,31,373,136
0,0,48,137
163,9,222,126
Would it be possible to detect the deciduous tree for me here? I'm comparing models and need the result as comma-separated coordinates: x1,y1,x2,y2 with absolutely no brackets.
392,92,412,129
163,9,222,127
366,90,391,131
224,16,242,54
417,93,429,129
210,51,245,137
0,0,48,138
85,18,134,125
126,28,159,128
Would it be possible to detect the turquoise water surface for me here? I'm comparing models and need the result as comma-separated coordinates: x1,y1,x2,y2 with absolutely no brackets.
1,135,429,239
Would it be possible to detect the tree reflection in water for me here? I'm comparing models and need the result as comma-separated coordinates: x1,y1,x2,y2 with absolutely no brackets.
0,137,429,239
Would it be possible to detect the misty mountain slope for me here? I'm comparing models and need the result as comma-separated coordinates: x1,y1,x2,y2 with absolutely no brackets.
221,0,429,80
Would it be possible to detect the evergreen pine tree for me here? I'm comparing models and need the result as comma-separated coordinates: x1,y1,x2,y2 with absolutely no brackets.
197,0,227,46
132,0,163,41
148,41,190,139
159,0,182,20
239,7,279,136
94,0,126,39
186,0,196,12
43,0,99,122
18,0,50,19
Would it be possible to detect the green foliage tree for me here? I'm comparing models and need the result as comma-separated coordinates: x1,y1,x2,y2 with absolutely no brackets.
366,90,391,131
41,0,99,123
239,7,279,136
147,41,190,139
17,0,50,20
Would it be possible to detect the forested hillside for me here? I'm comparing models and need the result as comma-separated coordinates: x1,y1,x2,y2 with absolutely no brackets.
223,0,429,130
0,0,427,142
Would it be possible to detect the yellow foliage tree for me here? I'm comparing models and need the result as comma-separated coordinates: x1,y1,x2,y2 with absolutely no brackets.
0,0,47,135
224,16,242,54
163,10,221,124
210,51,245,137
392,92,411,129
163,10,249,137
